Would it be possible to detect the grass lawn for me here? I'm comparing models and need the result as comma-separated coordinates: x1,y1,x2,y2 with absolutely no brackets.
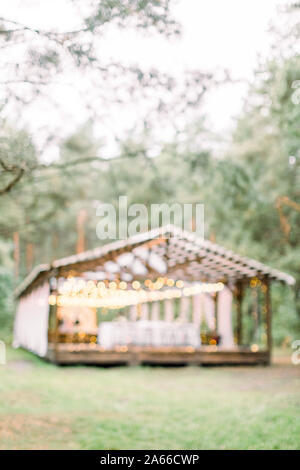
0,347,299,450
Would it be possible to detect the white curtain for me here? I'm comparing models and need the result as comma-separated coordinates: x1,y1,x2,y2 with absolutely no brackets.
179,296,190,322
203,294,216,330
140,302,149,320
192,294,202,326
217,286,234,348
129,304,138,321
164,299,174,322
151,302,160,321
13,282,50,357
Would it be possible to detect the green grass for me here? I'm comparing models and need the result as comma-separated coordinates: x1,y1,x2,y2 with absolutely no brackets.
0,347,299,449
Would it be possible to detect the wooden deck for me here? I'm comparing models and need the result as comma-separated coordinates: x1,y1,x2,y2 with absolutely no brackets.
46,344,270,366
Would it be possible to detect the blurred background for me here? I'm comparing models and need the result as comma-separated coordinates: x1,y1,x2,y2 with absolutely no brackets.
0,0,299,347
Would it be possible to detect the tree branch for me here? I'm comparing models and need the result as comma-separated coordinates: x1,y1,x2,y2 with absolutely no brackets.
0,168,24,195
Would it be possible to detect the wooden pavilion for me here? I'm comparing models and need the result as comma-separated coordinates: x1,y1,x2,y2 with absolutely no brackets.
13,225,295,365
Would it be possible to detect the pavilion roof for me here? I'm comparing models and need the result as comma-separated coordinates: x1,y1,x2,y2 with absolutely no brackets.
15,225,295,298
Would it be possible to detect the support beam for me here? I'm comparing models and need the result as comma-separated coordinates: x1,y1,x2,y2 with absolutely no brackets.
53,304,59,362
265,279,272,357
214,291,219,332
49,277,59,361
236,281,244,346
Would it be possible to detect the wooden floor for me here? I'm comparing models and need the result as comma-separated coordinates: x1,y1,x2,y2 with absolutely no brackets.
46,344,270,366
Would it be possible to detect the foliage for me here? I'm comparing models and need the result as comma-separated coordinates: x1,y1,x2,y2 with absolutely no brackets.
0,0,218,197
0,268,14,341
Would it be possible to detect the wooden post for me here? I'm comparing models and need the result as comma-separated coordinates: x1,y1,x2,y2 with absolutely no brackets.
265,278,272,360
236,281,244,346
50,276,60,363
53,304,59,363
251,285,259,342
214,291,219,333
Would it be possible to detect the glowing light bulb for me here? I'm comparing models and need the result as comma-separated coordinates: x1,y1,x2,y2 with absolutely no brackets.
132,281,141,290
48,295,56,306
176,280,184,288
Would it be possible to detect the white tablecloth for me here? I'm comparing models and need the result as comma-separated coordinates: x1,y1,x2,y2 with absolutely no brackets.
98,321,201,348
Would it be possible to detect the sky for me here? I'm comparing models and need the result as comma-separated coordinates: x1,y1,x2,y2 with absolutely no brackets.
0,0,290,158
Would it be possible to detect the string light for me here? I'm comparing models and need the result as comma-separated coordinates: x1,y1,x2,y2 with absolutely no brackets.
250,277,262,288
50,278,224,308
